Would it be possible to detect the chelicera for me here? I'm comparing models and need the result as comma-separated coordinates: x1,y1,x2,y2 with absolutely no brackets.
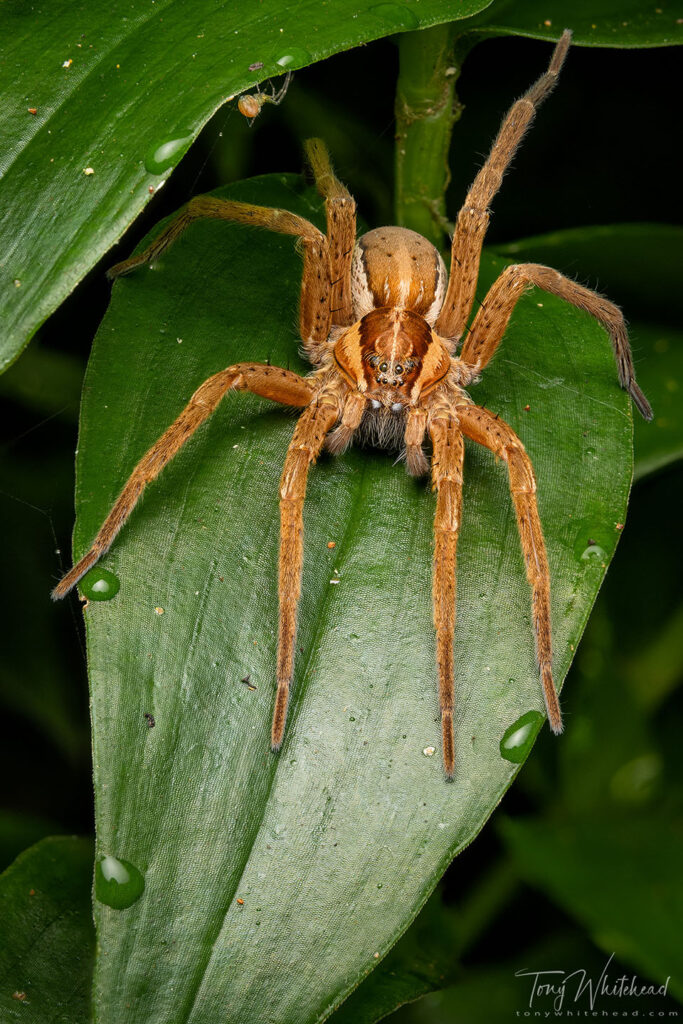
53,30,651,777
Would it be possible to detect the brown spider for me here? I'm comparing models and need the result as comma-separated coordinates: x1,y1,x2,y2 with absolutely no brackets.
52,30,651,777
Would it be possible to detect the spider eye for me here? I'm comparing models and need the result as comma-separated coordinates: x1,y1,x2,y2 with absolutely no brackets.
380,362,388,372
367,355,380,367
395,364,403,374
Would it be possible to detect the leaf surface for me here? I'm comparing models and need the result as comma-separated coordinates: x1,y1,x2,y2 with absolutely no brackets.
73,175,633,1023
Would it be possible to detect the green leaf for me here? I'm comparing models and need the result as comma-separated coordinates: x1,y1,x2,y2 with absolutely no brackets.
0,0,494,373
0,836,94,1022
332,861,516,1022
501,816,683,1000
462,0,683,46
329,890,459,1024
492,225,683,480
74,175,632,1022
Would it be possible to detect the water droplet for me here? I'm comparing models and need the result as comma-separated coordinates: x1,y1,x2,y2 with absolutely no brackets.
500,710,544,763
585,446,597,458
377,882,383,889
349,716,356,722
80,568,120,601
422,745,436,757
275,47,311,68
573,522,613,567
367,3,419,30
144,132,193,175
95,855,145,909
508,677,516,685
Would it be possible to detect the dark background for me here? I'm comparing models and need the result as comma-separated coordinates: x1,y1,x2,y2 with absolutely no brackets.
0,32,680,1020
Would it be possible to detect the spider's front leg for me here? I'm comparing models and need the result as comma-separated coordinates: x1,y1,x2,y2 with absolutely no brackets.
52,364,314,599
272,393,341,749
457,403,562,734
428,408,465,778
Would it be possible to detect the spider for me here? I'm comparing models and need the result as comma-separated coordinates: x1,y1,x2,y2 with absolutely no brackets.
52,29,651,778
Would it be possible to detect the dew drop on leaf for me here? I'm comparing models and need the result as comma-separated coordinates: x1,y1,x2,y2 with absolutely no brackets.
275,48,311,68
144,133,192,175
499,710,545,763
367,3,419,30
95,855,145,909
80,567,120,601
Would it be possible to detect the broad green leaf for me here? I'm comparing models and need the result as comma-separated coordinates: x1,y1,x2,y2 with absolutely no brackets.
333,861,516,1022
462,0,683,46
493,225,683,479
0,0,494,373
0,836,94,1022
74,175,633,1023
501,816,683,1000
329,890,459,1024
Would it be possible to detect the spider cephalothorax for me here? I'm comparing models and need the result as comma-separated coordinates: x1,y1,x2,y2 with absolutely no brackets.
53,30,651,778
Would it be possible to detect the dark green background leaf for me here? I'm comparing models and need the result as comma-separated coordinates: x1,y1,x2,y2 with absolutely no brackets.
464,0,683,46
0,836,94,1023
501,817,683,999
71,174,633,1022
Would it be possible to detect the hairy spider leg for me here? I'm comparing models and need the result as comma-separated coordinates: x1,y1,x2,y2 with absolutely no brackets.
107,196,334,366
273,394,340,749
457,403,562,734
436,30,572,342
305,139,357,326
51,364,313,600
458,262,653,419
428,413,465,778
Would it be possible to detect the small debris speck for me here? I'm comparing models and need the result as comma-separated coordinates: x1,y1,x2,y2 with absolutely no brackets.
83,167,94,175
148,185,155,194
615,522,624,531
524,404,530,411
144,712,156,728
177,337,183,344
330,579,340,585
154,606,164,615
28,107,37,115
327,541,336,549
422,746,436,757
13,279,21,288
236,897,245,905
373,952,380,959
543,19,552,26
29,888,35,896
62,58,73,68
249,61,264,70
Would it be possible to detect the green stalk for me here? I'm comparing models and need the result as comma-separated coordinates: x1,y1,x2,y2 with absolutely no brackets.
394,25,470,250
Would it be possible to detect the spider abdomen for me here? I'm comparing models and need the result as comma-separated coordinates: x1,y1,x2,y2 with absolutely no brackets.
351,226,446,324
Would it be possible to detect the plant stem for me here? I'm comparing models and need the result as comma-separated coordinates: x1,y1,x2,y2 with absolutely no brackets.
394,25,468,251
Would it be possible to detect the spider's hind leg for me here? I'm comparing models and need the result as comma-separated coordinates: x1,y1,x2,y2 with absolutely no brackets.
436,30,571,341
